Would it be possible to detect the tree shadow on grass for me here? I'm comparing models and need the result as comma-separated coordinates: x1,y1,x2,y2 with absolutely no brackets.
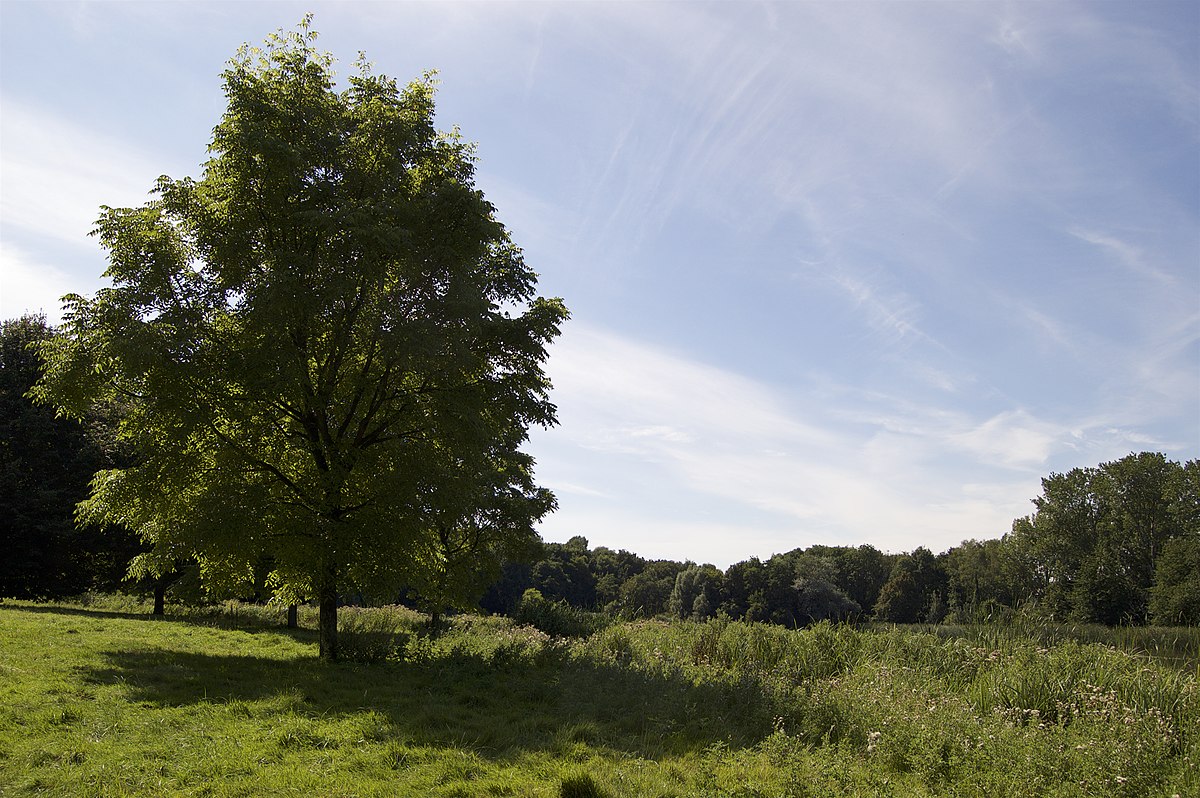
78,644,778,762
0,602,318,642
0,602,158,623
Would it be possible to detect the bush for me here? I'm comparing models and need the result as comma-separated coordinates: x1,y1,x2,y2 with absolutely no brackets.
515,589,608,638
336,606,420,662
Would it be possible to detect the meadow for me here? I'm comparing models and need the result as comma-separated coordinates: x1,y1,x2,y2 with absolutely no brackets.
0,597,1196,797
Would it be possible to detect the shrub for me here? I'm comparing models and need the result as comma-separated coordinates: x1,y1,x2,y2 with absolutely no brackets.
336,606,418,662
515,589,608,638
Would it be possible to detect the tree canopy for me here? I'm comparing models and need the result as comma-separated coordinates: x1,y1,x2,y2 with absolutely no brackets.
33,20,567,659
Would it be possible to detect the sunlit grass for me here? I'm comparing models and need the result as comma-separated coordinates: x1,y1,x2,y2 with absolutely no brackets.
0,599,1195,797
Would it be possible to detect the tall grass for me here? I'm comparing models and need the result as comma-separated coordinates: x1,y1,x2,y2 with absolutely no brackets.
909,618,1200,672
580,618,1198,795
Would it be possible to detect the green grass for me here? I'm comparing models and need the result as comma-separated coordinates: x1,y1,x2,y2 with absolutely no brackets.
0,598,1196,797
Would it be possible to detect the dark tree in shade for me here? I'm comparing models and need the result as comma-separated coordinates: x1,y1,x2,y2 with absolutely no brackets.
0,315,139,598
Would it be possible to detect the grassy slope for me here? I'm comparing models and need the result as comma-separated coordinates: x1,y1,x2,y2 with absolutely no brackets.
0,601,1196,797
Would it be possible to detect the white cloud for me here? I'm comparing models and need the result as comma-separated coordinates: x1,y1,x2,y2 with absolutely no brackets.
0,98,168,250
537,507,800,567
0,99,170,323
824,267,932,348
0,242,81,324
532,317,1197,565
531,323,1102,564
949,410,1063,468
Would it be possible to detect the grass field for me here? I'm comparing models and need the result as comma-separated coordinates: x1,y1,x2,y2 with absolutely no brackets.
0,598,1196,797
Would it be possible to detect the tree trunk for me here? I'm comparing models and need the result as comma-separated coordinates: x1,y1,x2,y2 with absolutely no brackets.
153,582,166,616
287,604,298,629
318,579,338,660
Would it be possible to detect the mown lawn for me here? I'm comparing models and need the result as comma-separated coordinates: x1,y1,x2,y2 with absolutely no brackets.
0,599,1195,797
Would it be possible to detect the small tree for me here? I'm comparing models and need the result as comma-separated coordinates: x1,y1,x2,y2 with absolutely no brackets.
668,564,722,621
34,20,566,659
617,561,681,618
793,577,860,625
831,544,890,615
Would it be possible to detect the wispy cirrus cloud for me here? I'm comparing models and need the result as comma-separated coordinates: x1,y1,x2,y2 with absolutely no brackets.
1068,227,1176,286
3,1,1194,568
823,268,931,349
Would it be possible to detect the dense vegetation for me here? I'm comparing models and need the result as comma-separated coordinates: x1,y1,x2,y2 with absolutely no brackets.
0,315,143,600
1,598,1195,797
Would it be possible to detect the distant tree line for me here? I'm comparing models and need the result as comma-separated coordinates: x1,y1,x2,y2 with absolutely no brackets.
485,451,1197,628
3,313,1198,627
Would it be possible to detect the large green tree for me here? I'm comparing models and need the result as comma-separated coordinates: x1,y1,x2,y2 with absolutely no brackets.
668,563,724,621
941,538,1032,622
1009,453,1197,624
34,21,567,659
617,561,683,618
826,544,891,615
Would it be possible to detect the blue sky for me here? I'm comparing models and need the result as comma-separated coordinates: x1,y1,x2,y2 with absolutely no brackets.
3,1,1197,567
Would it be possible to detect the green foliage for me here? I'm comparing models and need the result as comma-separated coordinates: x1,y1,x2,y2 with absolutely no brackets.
1151,535,1200,625
485,458,1196,632
475,453,1197,633
942,538,1024,623
667,564,722,620
615,561,680,618
514,588,608,638
794,577,861,624
829,543,891,614
588,546,643,608
32,20,566,658
874,547,946,623
529,537,599,607
1010,453,1196,625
